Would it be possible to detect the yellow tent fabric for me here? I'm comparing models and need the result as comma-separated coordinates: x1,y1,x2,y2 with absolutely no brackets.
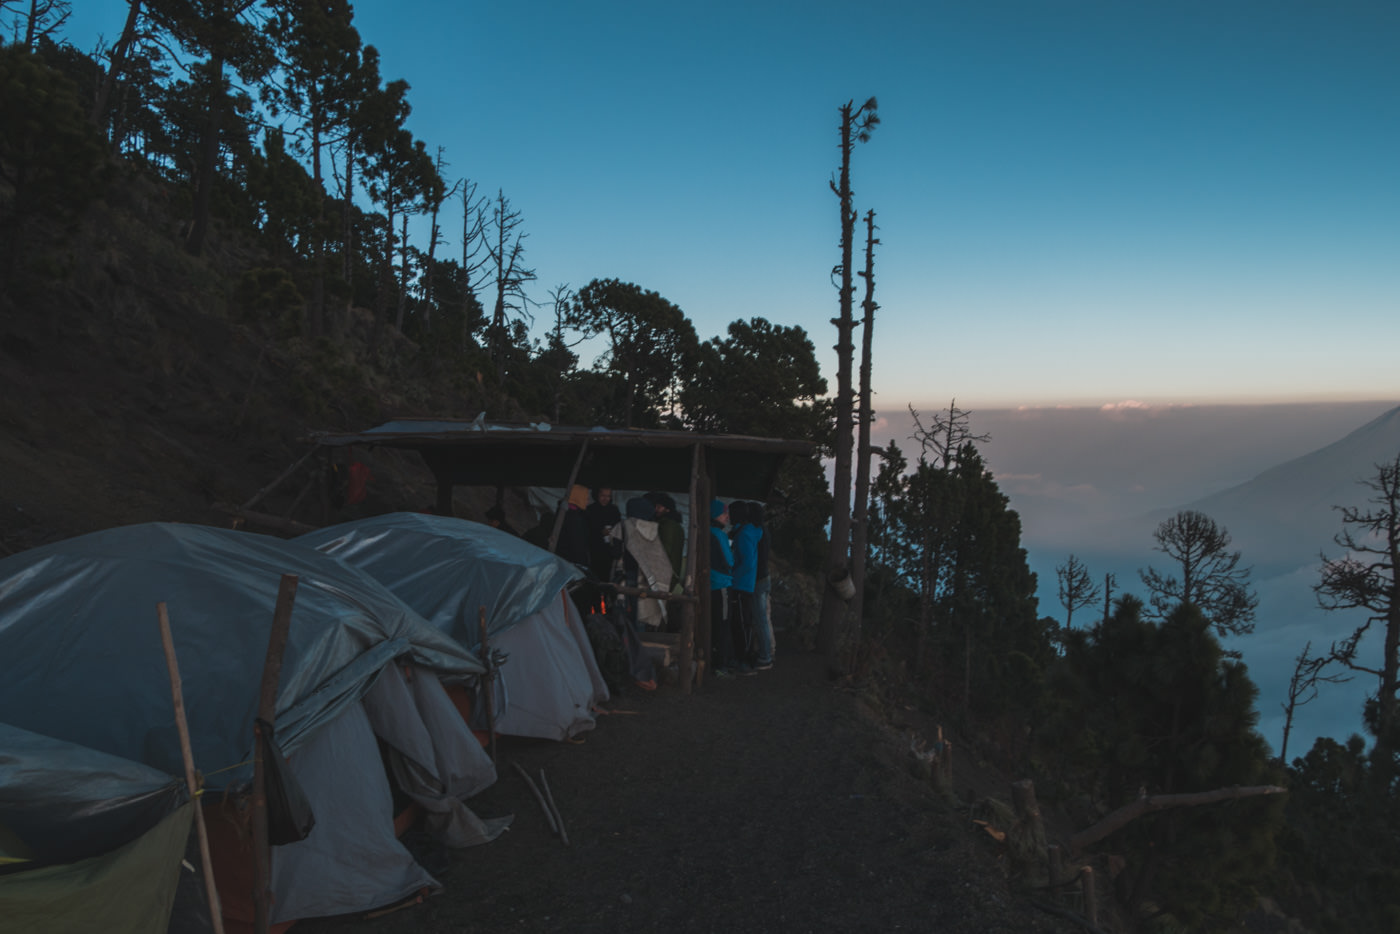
0,801,194,933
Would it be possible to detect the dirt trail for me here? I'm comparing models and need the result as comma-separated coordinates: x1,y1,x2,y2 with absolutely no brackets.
301,652,1073,934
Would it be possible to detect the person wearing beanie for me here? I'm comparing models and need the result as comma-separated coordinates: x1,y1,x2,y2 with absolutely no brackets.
644,491,685,592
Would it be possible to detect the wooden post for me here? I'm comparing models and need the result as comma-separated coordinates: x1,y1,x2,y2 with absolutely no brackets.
1080,866,1098,927
478,606,496,763
693,445,712,687
156,603,227,934
1009,778,1048,887
318,451,332,526
1048,844,1065,888
252,575,299,934
434,473,454,517
679,443,702,695
547,440,590,554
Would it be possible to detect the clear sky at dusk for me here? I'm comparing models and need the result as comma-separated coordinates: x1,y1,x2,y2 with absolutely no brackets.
69,1,1398,410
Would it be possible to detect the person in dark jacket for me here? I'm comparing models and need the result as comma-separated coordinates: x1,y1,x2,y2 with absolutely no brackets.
558,484,597,614
644,491,686,591
585,487,622,586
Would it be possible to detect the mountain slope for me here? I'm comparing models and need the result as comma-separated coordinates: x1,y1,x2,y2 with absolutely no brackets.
1185,405,1400,568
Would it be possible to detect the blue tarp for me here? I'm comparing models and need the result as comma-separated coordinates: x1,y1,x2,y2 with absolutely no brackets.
0,523,484,794
297,513,582,648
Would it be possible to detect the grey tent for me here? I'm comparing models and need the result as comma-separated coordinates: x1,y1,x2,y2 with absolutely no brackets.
297,513,609,741
0,523,506,931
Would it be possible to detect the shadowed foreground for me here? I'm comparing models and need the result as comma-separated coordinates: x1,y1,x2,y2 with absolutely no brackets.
300,652,1072,934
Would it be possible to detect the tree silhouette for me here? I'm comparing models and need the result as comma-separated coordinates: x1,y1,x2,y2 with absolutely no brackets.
1316,454,1400,759
1140,509,1258,637
568,278,698,428
1277,641,1348,765
1055,553,1100,630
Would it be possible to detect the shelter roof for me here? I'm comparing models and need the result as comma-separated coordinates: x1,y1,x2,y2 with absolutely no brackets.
311,419,814,500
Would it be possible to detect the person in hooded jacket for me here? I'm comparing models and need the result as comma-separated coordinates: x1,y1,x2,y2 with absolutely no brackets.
644,491,686,591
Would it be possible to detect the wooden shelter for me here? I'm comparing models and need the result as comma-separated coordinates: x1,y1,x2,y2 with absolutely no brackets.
311,419,815,692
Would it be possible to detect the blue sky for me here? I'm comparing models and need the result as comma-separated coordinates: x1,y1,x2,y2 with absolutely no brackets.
69,1,1399,410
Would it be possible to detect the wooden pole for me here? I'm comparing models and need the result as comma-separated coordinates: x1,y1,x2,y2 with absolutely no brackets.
479,607,496,763
547,440,590,554
212,503,317,536
156,603,227,934
1068,783,1287,854
241,449,316,511
1080,866,1098,927
510,761,558,836
679,442,702,695
252,575,299,934
693,445,712,687
538,769,569,847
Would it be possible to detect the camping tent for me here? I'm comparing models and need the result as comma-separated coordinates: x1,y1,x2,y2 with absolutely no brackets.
297,513,609,741
0,523,506,932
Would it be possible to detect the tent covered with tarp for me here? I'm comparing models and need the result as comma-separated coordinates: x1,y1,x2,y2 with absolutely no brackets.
297,512,609,741
0,522,507,932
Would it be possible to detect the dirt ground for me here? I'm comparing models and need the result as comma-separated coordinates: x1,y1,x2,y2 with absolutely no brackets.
300,652,1078,934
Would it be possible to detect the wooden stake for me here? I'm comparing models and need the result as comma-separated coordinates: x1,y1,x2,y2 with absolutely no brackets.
679,442,702,695
156,603,227,934
510,761,558,836
538,769,569,847
1080,866,1098,927
479,607,496,763
252,575,299,934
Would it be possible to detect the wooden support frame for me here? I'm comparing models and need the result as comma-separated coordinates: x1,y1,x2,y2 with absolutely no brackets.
547,440,590,554
693,445,712,688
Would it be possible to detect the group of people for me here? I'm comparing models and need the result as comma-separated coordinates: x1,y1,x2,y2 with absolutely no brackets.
521,485,777,683
708,497,774,677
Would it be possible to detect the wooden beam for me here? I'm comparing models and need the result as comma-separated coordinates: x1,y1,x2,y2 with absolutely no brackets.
694,445,712,687
241,449,316,511
213,503,317,536
547,440,590,554
1069,784,1287,854
156,603,226,934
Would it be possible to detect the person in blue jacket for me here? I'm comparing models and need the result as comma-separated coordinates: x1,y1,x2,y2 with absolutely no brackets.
708,498,736,676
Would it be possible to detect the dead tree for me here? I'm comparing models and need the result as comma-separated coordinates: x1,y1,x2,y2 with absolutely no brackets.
817,96,878,664
848,209,879,649
1278,640,1349,764
1056,554,1101,630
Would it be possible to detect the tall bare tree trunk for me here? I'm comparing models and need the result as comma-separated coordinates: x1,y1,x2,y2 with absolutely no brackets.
849,209,879,648
91,0,142,140
185,53,224,257
817,99,878,665
816,101,862,662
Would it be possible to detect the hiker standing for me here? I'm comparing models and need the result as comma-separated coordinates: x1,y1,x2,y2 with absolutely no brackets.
585,487,622,587
644,491,686,594
708,499,736,676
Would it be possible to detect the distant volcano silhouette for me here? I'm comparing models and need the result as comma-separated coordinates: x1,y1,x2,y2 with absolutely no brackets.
1180,405,1400,570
